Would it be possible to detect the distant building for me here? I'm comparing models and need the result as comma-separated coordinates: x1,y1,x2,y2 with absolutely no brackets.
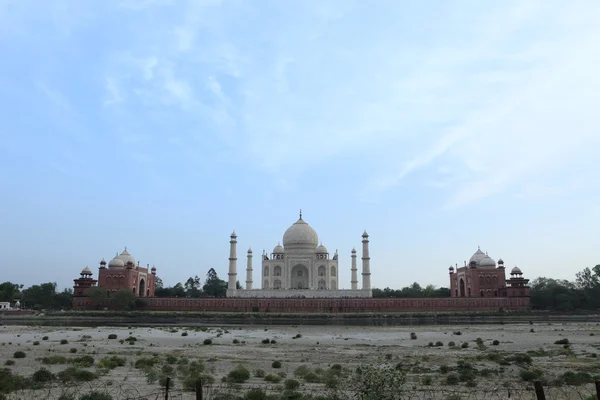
73,248,157,298
0,302,11,310
226,211,372,298
449,247,530,298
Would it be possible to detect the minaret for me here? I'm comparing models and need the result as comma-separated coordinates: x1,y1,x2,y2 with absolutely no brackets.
227,231,238,293
361,231,371,291
351,248,358,290
246,248,253,290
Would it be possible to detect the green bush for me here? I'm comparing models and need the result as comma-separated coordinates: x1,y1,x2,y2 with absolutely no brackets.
294,365,311,377
13,351,26,359
57,367,97,382
33,341,40,346
232,339,240,344
261,338,270,344
461,342,469,349
42,336,49,341
32,367,54,383
554,338,569,345
446,373,460,385
284,379,300,390
254,369,266,378
492,340,500,346
410,332,417,340
108,334,117,340
435,341,443,347
71,355,94,368
422,376,433,385
448,341,456,347
244,388,268,400
165,355,177,364
227,366,251,383
264,374,281,383
69,348,78,354
271,360,282,368
4,360,15,366
203,339,212,345
98,356,126,370
439,365,450,374
520,370,543,381
181,332,188,337
60,339,68,345
79,391,113,400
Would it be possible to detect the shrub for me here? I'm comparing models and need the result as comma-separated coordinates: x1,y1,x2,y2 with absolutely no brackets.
385,353,393,359
264,374,281,383
42,336,49,341
261,339,270,344
71,355,95,368
520,370,543,382
446,373,460,385
439,365,450,374
159,375,174,388
294,365,311,377
448,341,456,347
270,339,276,344
134,357,160,369
13,351,26,359
435,341,444,347
108,334,118,340
272,360,282,368
254,369,266,378
492,340,500,346
32,367,54,383
57,367,97,382
410,332,417,340
227,366,251,383
98,356,126,370
79,392,113,400
453,331,462,335
285,379,300,390
303,372,321,383
69,348,77,354
5,360,15,366
554,338,569,345
60,339,68,345
475,338,483,345
422,376,433,385
233,339,240,344
181,332,188,337
165,354,177,364
33,341,40,346
203,339,212,345
293,334,302,339
461,342,469,349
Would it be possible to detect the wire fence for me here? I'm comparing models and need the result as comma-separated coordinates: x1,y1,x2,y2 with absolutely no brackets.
3,380,599,400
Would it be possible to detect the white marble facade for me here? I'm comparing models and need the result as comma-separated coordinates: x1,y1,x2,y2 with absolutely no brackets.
226,212,372,298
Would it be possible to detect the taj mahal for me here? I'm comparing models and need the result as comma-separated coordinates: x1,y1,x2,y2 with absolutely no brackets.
226,211,373,298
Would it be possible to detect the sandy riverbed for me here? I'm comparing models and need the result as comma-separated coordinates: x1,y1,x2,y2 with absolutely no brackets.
1,322,599,399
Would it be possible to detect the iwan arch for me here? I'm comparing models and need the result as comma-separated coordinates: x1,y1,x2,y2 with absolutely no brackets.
226,211,373,298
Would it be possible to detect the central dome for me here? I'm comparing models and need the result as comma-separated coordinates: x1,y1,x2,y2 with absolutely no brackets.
282,216,319,249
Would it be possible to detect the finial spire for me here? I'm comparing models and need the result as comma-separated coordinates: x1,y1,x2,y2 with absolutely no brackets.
299,209,302,220
124,246,127,251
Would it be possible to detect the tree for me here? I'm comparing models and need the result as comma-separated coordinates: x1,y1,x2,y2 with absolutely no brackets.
185,275,202,297
111,289,136,310
576,265,600,309
155,277,164,289
21,282,58,310
52,288,73,310
203,268,227,297
529,277,583,311
0,282,22,302
86,287,108,307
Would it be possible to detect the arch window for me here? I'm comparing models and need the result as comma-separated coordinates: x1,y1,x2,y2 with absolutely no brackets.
273,280,282,289
331,280,337,290
318,266,326,277
318,279,326,290
263,279,269,289
274,266,282,277
485,276,492,284
330,266,337,277
264,267,269,277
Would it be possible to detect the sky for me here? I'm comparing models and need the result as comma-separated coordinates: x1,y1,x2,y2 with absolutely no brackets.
1,0,599,292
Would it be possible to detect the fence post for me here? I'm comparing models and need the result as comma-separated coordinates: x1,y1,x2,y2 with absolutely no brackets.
595,381,600,400
164,377,170,400
533,381,546,400
196,378,203,400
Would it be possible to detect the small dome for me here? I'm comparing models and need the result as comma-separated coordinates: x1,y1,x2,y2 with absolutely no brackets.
273,243,284,254
99,259,106,265
247,248,253,254
449,266,454,272
469,248,486,265
108,257,124,268
480,255,496,268
362,230,369,238
511,266,522,274
116,248,136,266
81,266,92,275
316,243,328,254
498,258,504,265
351,247,356,253
151,266,156,272
230,231,237,238
282,217,318,249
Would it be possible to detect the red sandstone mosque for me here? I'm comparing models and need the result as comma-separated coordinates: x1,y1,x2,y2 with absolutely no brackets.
73,248,157,299
72,214,530,312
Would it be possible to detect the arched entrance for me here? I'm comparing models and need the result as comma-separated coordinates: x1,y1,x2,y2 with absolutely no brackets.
459,278,465,297
138,279,146,297
291,264,309,289
318,279,326,289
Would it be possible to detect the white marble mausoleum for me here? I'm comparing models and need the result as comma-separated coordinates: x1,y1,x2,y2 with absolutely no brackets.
226,212,373,298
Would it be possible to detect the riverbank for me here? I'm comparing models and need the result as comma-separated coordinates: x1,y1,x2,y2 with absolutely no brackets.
2,310,600,327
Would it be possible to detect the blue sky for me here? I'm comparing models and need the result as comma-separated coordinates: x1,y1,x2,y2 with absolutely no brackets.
1,0,599,291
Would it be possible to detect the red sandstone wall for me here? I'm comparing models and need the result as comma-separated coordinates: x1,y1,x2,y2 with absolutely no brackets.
73,296,530,313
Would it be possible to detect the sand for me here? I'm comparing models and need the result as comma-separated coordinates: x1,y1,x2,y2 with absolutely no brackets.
1,322,599,399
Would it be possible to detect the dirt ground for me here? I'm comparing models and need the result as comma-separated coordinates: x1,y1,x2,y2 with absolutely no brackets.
1,322,599,399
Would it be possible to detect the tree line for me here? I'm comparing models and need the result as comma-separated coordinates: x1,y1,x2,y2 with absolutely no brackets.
1,264,598,312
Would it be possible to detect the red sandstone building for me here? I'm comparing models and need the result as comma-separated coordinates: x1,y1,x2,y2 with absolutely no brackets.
449,247,530,298
73,248,156,298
